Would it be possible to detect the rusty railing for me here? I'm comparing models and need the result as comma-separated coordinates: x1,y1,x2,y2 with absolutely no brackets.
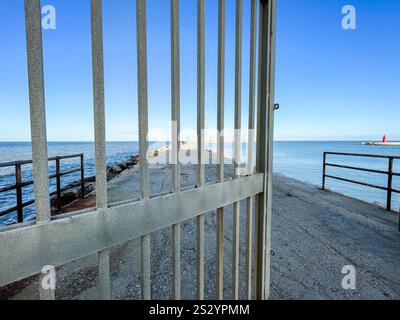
322,152,400,212
0,154,85,223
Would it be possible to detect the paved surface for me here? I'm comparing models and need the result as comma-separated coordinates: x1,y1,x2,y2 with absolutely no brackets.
2,164,399,300
271,174,399,300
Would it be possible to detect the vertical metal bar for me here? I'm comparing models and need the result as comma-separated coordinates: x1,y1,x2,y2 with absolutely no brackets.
91,0,111,300
197,0,205,186
254,2,267,298
196,214,205,300
136,0,151,300
245,200,253,299
196,0,205,300
24,0,51,224
254,0,276,300
15,163,24,223
141,233,151,300
387,157,393,211
217,3,225,183
98,248,111,300
171,0,180,194
232,201,240,299
263,0,277,300
171,0,181,300
24,0,53,301
254,0,267,300
137,2,149,200
322,152,327,191
245,0,257,301
234,0,243,180
216,0,226,301
80,154,85,199
91,0,107,210
216,207,224,300
232,0,242,301
247,0,257,179
56,158,61,212
172,224,181,299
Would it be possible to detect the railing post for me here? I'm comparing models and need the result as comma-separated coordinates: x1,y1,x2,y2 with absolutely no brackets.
15,163,24,223
80,154,85,199
56,157,61,212
387,157,393,211
322,152,327,191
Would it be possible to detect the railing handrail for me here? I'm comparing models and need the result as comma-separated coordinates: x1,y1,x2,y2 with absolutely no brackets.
322,152,399,215
0,153,84,168
0,154,85,223
324,151,400,160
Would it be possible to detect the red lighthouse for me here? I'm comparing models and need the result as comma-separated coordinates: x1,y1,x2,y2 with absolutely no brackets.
383,135,388,143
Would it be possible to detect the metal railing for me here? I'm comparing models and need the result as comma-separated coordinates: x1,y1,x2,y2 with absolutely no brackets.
0,154,85,223
322,152,400,212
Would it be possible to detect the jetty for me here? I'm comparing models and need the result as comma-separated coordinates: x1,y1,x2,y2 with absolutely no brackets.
362,135,400,146
1,159,399,300
362,142,400,146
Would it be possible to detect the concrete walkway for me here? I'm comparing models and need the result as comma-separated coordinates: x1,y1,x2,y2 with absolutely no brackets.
2,163,399,300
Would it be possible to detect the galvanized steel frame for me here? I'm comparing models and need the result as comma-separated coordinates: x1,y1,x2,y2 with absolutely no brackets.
0,0,277,301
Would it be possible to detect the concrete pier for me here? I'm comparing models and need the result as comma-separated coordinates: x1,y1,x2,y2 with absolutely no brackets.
1,162,399,300
362,142,400,146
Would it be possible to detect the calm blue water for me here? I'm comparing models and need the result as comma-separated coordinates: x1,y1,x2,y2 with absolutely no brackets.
0,141,399,226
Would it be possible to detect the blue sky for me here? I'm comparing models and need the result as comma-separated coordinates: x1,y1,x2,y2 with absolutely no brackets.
0,0,399,142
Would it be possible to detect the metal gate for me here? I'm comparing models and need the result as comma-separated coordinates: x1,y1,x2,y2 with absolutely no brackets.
0,0,277,300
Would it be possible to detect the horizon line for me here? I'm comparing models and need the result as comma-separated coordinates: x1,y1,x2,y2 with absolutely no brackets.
0,140,395,143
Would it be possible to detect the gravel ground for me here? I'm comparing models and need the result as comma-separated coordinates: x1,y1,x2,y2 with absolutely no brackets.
2,163,399,300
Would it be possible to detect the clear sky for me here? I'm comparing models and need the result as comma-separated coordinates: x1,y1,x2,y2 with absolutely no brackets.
0,0,399,142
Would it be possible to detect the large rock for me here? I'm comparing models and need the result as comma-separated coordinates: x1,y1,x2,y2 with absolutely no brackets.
117,161,127,170
111,165,124,174
131,155,140,164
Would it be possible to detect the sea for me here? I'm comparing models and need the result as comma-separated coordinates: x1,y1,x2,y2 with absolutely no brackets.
0,141,399,226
